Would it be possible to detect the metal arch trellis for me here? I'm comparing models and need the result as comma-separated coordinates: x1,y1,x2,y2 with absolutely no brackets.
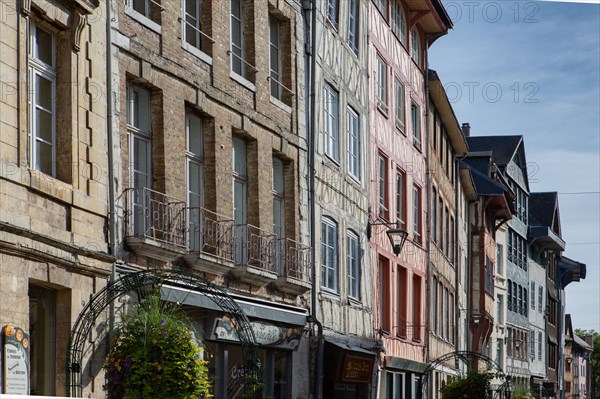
420,351,510,399
66,268,260,398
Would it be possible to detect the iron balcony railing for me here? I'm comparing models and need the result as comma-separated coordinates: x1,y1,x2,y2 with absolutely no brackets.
124,187,187,248
278,238,311,283
234,224,276,273
188,207,235,262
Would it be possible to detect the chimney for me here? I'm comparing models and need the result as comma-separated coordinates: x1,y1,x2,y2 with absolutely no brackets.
461,123,471,137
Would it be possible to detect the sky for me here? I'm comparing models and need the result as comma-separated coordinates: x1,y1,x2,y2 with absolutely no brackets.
429,0,600,333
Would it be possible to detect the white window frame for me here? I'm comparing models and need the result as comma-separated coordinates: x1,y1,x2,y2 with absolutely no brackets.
347,0,359,54
269,17,282,101
411,101,421,149
396,169,405,229
376,54,388,113
378,154,388,219
395,77,405,132
538,286,543,313
385,370,405,399
181,0,212,64
230,0,245,77
346,106,360,181
29,23,57,177
186,112,204,251
412,185,421,243
411,26,421,67
321,217,338,292
233,137,248,264
392,0,407,45
323,84,339,161
124,0,162,34
347,231,360,300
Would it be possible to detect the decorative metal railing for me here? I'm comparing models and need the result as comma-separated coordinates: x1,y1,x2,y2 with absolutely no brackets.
234,224,276,273
278,238,311,282
124,187,187,247
188,207,235,261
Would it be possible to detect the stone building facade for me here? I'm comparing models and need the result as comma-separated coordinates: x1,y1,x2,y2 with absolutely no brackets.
0,0,112,396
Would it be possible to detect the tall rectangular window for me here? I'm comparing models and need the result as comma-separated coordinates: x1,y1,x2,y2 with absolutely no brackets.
347,0,359,53
449,293,454,344
411,26,421,66
497,295,504,324
183,0,212,56
347,231,360,300
29,284,57,395
269,17,282,100
374,0,388,20
29,23,56,177
396,169,406,229
411,101,421,149
450,216,455,261
413,274,422,341
431,188,438,243
485,257,493,295
507,280,512,311
531,282,536,310
323,84,339,161
392,0,407,44
412,185,421,243
321,218,338,291
233,137,248,264
347,106,360,180
230,0,253,79
272,158,285,241
187,113,204,251
538,286,543,313
379,257,391,332
127,0,162,27
397,266,408,338
395,78,405,132
327,0,339,28
376,54,388,113
432,276,438,334
538,331,542,360
385,371,405,399
496,244,504,275
378,154,389,219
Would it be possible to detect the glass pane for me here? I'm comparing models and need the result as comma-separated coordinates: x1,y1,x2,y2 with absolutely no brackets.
133,137,149,176
233,180,246,225
36,75,53,110
272,158,284,194
186,0,198,18
187,114,203,156
273,352,288,399
35,26,53,66
186,24,197,47
232,138,246,176
188,161,202,199
133,0,146,15
36,141,53,175
273,198,283,238
36,109,53,142
134,87,151,133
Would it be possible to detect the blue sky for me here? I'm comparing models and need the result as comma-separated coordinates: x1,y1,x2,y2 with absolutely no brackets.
429,0,600,332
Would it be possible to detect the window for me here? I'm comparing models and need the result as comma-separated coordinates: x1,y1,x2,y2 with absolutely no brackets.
496,244,504,275
524,288,528,317
187,112,204,252
538,331,542,361
395,169,406,229
538,286,543,313
379,257,391,332
323,84,339,161
412,185,421,243
230,0,255,81
485,257,494,295
442,287,448,340
378,154,389,219
530,330,536,360
269,17,282,100
395,78,405,132
127,85,153,235
444,206,449,256
272,157,285,248
347,0,359,53
449,293,454,344
507,280,512,311
397,266,408,338
432,188,438,243
376,54,388,113
531,282,536,310
497,295,503,324
413,274,422,341
233,137,248,264
512,281,518,314
411,102,421,149
321,218,338,291
449,216,455,261
410,26,421,67
125,0,162,31
347,231,360,300
29,23,56,177
347,106,360,180
518,285,522,315
374,0,388,20
386,371,405,399
182,0,212,57
29,284,57,395
327,0,339,28
392,0,407,44
432,276,438,335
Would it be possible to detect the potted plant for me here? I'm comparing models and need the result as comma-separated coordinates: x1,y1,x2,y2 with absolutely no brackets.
104,295,211,398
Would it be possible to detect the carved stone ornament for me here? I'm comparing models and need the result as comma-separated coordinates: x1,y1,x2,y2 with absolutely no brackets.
20,0,32,16
72,12,87,52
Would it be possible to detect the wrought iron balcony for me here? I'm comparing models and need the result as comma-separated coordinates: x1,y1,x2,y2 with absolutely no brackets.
230,224,278,285
184,207,235,275
123,187,187,261
273,238,311,295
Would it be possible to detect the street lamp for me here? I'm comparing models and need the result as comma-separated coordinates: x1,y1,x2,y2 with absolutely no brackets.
367,220,409,256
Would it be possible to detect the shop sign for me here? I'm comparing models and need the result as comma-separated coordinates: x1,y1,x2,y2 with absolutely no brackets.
341,354,373,383
212,316,302,350
2,324,29,394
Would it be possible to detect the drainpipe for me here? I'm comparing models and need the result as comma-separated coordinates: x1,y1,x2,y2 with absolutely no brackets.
306,1,323,398
423,39,432,389
453,155,460,358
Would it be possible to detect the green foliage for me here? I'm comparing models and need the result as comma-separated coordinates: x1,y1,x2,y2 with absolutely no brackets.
574,329,599,398
441,371,493,399
512,385,532,399
104,295,212,399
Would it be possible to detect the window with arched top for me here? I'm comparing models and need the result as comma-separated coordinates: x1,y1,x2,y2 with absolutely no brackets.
392,0,407,45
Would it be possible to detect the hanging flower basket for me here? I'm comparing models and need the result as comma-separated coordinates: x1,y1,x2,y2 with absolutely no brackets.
104,295,212,399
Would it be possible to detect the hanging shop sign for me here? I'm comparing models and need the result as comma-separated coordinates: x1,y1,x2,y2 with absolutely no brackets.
212,316,302,350
2,324,30,395
341,354,373,383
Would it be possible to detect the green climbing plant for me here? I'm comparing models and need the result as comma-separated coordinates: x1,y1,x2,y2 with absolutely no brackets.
441,370,493,399
104,295,212,399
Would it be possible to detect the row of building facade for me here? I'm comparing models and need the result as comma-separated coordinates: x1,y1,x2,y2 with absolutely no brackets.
0,0,591,398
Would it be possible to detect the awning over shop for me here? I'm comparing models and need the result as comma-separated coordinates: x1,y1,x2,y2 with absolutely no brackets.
324,336,379,357
384,356,429,374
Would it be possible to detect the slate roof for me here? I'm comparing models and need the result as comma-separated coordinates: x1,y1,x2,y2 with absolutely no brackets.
529,192,558,227
462,156,510,197
466,136,522,166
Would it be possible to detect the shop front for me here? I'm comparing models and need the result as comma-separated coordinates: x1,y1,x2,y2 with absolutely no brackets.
380,356,428,399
